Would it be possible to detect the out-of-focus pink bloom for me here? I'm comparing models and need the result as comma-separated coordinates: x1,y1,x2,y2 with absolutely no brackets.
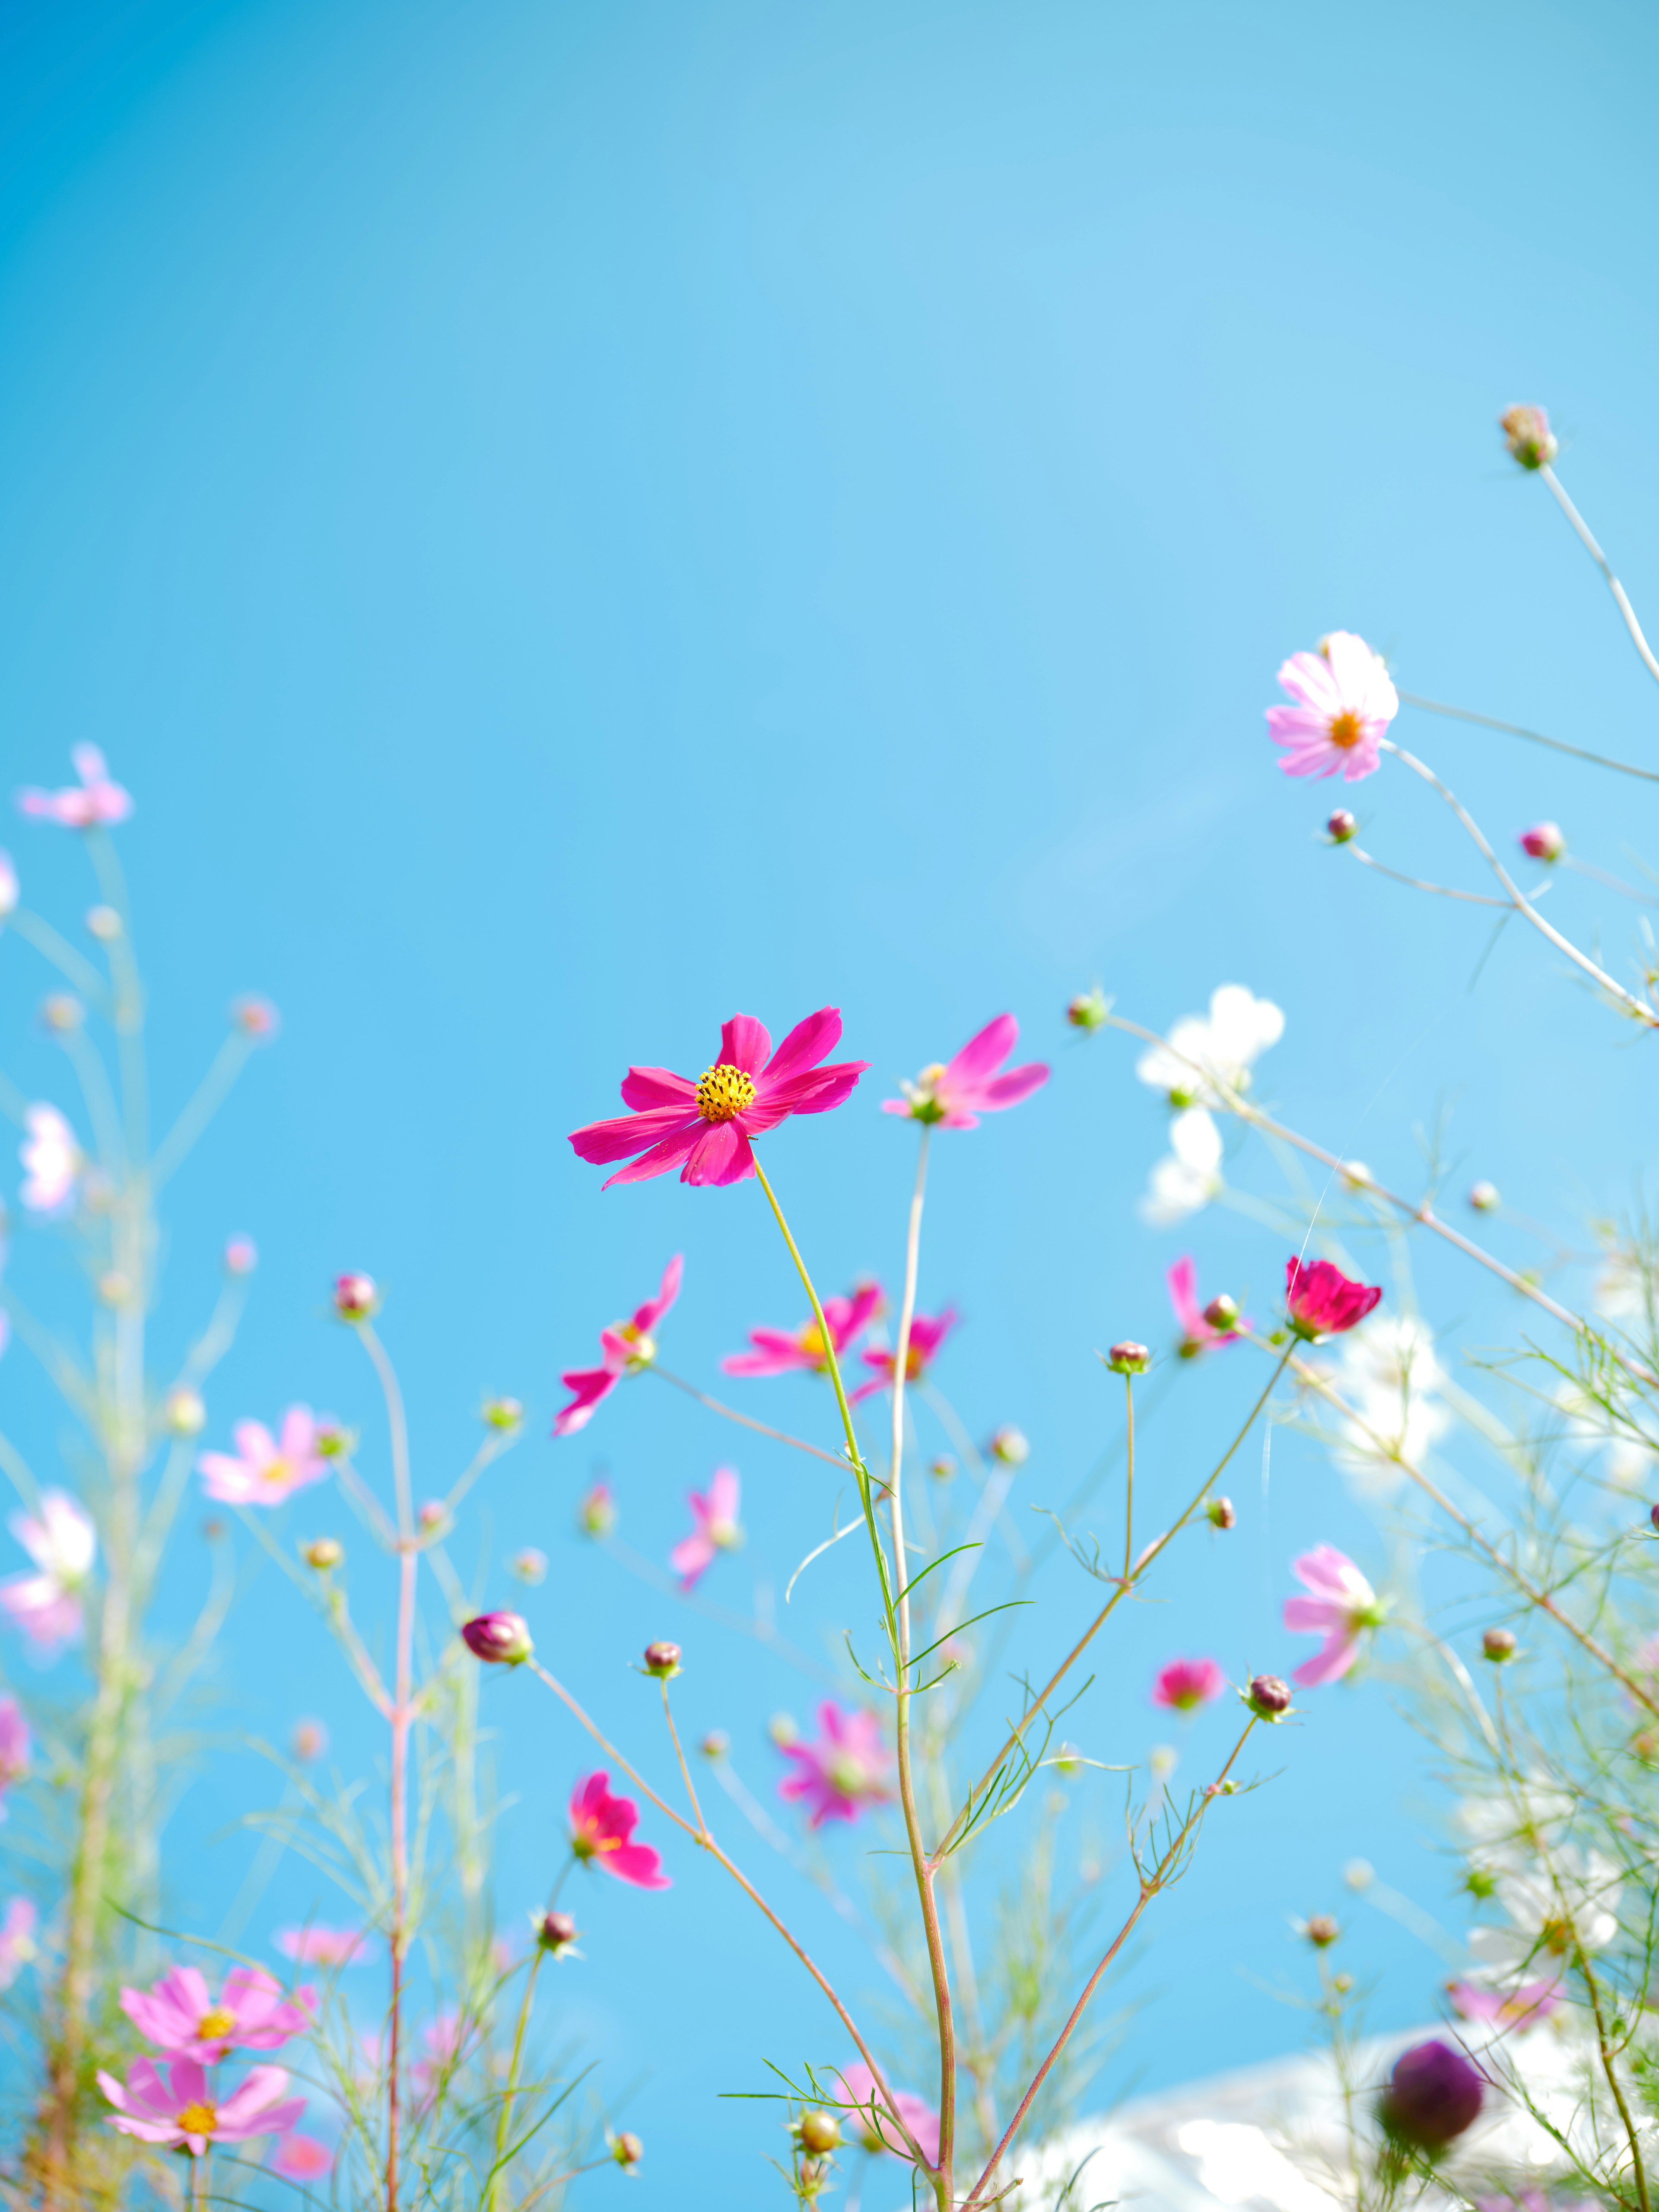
554,1256,682,1438
569,1009,869,1189
99,2056,303,2155
291,1718,327,1762
1284,1545,1387,1686
412,2011,468,2094
836,2063,940,2165
0,852,17,922
669,1467,744,1590
225,1236,258,1274
778,1702,895,1829
274,2134,334,2180
274,1925,374,1968
1,1490,95,1654
1447,1979,1561,2030
1150,1657,1227,1713
1285,1256,1382,1340
121,1964,314,2063
569,1772,671,1889
232,996,280,1041
1518,822,1565,862
1266,633,1397,783
20,1104,81,1213
850,1309,957,1407
882,1015,1049,1128
721,1282,884,1379
0,1898,37,1988
0,1697,30,1812
577,1481,617,1536
18,745,134,830
197,1408,330,1507
1166,1258,1243,1356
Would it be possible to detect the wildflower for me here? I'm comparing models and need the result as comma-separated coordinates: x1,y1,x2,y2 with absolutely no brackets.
799,2111,841,2155
670,1468,744,1590
121,1965,314,2063
850,1310,957,1405
99,2056,305,2155
302,1536,343,1570
569,1772,670,1888
1207,1496,1236,1530
461,1612,533,1665
569,1009,869,1189
1466,1845,1621,1981
1446,1980,1560,2030
165,1386,206,1436
536,1910,578,1954
721,1281,882,1379
0,853,16,919
509,1547,547,1585
1266,632,1398,783
1283,1545,1388,1685
1285,1256,1382,1340
198,1408,330,1508
578,1482,616,1536
1167,1257,1242,1357
1,1491,96,1652
777,1702,895,1829
1151,1658,1226,1713
555,1256,683,1436
1500,404,1557,471
274,2136,334,2180
643,1641,682,1678
1482,1627,1516,1663
224,1236,258,1274
1518,821,1564,861
882,1014,1049,1128
1327,809,1357,842
18,744,133,829
412,2012,468,2095
1302,1914,1339,1948
1067,987,1111,1031
1379,2039,1484,2148
988,1425,1029,1466
1107,1341,1150,1375
835,2063,940,2165
19,1104,80,1213
1140,1108,1224,1225
274,1926,372,1967
1326,1312,1447,1485
0,1897,36,1987
1135,985,1285,1107
292,1719,327,1761
314,1418,354,1459
0,1697,29,1808
1244,1674,1294,1720
1468,1180,1500,1212
333,1272,377,1320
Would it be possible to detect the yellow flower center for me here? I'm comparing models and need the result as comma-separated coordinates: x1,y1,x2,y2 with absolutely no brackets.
614,1322,657,1368
1540,1917,1572,1957
795,1321,827,1364
197,2006,236,2040
696,1064,756,1122
708,1516,741,1549
177,2102,218,2136
1327,711,1364,750
261,1456,292,1485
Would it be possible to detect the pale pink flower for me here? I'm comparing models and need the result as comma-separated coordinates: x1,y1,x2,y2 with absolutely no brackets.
569,1771,670,1889
0,1696,30,1812
274,2134,334,2180
882,1014,1049,1128
778,1702,895,1829
20,1104,80,1213
554,1255,682,1437
274,1924,374,1967
1447,1979,1561,2030
18,745,133,829
0,852,17,922
121,1964,313,2063
1266,632,1398,782
850,1309,957,1406
670,1467,744,1590
1166,1256,1242,1356
0,1898,37,1988
569,1009,869,1189
1151,1657,1227,1713
1283,1545,1387,1686
721,1282,884,1379
836,2062,940,2164
413,2010,469,2094
198,1408,330,1507
99,2056,303,2155
1,1490,95,1653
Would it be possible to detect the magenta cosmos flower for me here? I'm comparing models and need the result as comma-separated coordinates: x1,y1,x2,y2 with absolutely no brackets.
1266,632,1398,782
568,1009,869,1189
99,2057,305,2156
1166,1257,1242,1357
569,1772,670,1889
778,1702,895,1829
18,744,134,830
1283,1545,1388,1687
274,2134,334,2180
274,1925,374,1968
554,1255,682,1438
670,1466,744,1591
1285,1256,1382,1340
721,1281,884,1380
121,1965,313,2064
198,1408,330,1507
1150,1657,1227,1713
2,1490,95,1653
836,2062,941,2165
882,1014,1049,1128
850,1309,957,1407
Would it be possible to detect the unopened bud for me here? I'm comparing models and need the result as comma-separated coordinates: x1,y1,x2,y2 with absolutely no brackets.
1650,1502,1659,1533
303,1536,343,1571
1202,1294,1239,1332
292,1719,328,1762
461,1611,533,1665
97,1270,133,1307
418,1500,447,1532
767,1711,800,1748
1380,2037,1484,2148
483,1395,523,1430
1207,1495,1236,1530
578,1482,616,1537
610,2132,643,2169
1051,1742,1084,1777
1326,809,1357,844
165,1386,206,1436
1482,1626,1516,1663
333,1272,377,1321
929,1455,957,1481
509,1547,547,1586
1500,403,1557,471
988,1425,1029,1467
1204,1778,1238,1797
43,994,84,1033
314,1419,355,1459
224,1234,258,1274
1518,821,1564,863
699,1729,730,1759
1304,1913,1339,1948
1344,1859,1375,1891
643,1640,681,1678
798,2111,840,2155
537,1909,578,1953
1468,1180,1500,1213
1107,1341,1150,1375
231,994,280,1040
86,904,121,940
1246,1673,1293,1720
1066,986,1111,1032
1332,1970,1354,1993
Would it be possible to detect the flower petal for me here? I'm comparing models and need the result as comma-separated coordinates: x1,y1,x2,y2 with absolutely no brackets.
602,1123,702,1188
619,1066,697,1111
761,1007,843,1086
569,1104,701,1167
682,1122,754,1186
944,1014,1017,1087
719,1015,772,1074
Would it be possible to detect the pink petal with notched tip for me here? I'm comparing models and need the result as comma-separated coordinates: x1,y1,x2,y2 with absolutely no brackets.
602,1123,702,1188
619,1066,697,1111
571,1103,702,1166
944,1014,1019,1087
719,1014,772,1074
758,1007,843,1087
750,1062,869,1125
683,1122,753,1185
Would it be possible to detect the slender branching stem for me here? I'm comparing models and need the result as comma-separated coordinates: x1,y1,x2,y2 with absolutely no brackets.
1539,462,1659,691
1120,1373,1135,1583
1346,844,1512,906
650,1364,852,1468
1399,689,1659,785
660,1677,707,1837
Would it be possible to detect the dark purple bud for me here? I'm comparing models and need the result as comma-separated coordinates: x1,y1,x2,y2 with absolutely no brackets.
1380,2038,1484,2148
1246,1674,1293,1720
461,1611,533,1665
1650,1502,1659,1533
643,1640,681,1678
537,1910,578,1953
1327,808,1357,844
334,1271,378,1321
1202,1294,1239,1332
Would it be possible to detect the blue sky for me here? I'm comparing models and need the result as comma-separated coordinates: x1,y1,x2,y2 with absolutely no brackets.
1,0,1657,2198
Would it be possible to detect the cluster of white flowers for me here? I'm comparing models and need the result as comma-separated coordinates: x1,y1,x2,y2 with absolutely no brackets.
1324,1311,1450,1492
1136,985,1284,1225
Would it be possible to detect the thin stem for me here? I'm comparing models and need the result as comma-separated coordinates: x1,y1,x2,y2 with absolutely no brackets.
1120,1374,1135,1583
1540,461,1659,690
650,1365,852,1468
149,1031,255,1188
360,1322,414,1535
489,1948,545,2212
1346,844,1512,906
660,1678,707,1837
1399,689,1659,785
6,909,108,998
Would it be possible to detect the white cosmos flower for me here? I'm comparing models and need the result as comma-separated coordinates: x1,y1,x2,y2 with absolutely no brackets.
1459,1780,1576,1860
1135,985,1285,1108
20,1105,80,1214
1328,1313,1450,1489
1467,1845,1622,1983
1139,1108,1223,1226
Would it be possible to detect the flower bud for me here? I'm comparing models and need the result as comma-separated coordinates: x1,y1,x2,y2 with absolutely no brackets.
1203,1778,1238,1797
1303,1913,1339,1948
578,1481,616,1537
1326,808,1357,844
1650,1501,1659,1533
1202,1294,1239,1332
929,1455,957,1481
1468,1180,1500,1213
0,852,17,919
43,994,84,1033
1107,1341,1150,1375
537,1909,578,1954
333,1272,378,1321
1207,1495,1236,1530
767,1711,800,1748
1344,1859,1374,1891
292,1719,328,1762
1518,821,1564,862
314,1419,355,1459
1380,2037,1484,2148
610,2132,643,2169
483,1395,523,1430
1500,404,1557,471
1066,986,1111,1032
509,1547,547,1586
643,1640,681,1678
988,1425,1029,1467
699,1729,730,1759
165,1386,206,1436
1245,1673,1294,1720
1482,1626,1516,1663
85,904,121,942
97,1270,133,1307
462,1611,533,1665
223,1234,257,1274
231,994,280,1041
418,1500,447,1532
798,2112,840,2156
302,1536,343,1571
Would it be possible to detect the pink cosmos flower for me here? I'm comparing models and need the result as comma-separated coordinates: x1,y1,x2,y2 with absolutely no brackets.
1285,1255,1382,1340
0,1898,37,1988
413,2011,469,2095
18,745,134,830
850,1309,957,1407
569,1772,671,1889
836,2062,940,2165
99,2056,304,2156
882,1015,1049,1128
777,1702,895,1829
1283,1545,1388,1686
1266,632,1398,782
1166,1257,1242,1356
1447,1979,1561,2030
554,1255,682,1438
274,1925,374,1968
1151,1657,1227,1713
20,1104,80,1214
121,1964,314,2063
198,1408,330,1507
274,2134,334,2180
670,1466,744,1590
1,1490,96,1653
568,1009,869,1189
0,1696,30,1812
721,1282,884,1379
